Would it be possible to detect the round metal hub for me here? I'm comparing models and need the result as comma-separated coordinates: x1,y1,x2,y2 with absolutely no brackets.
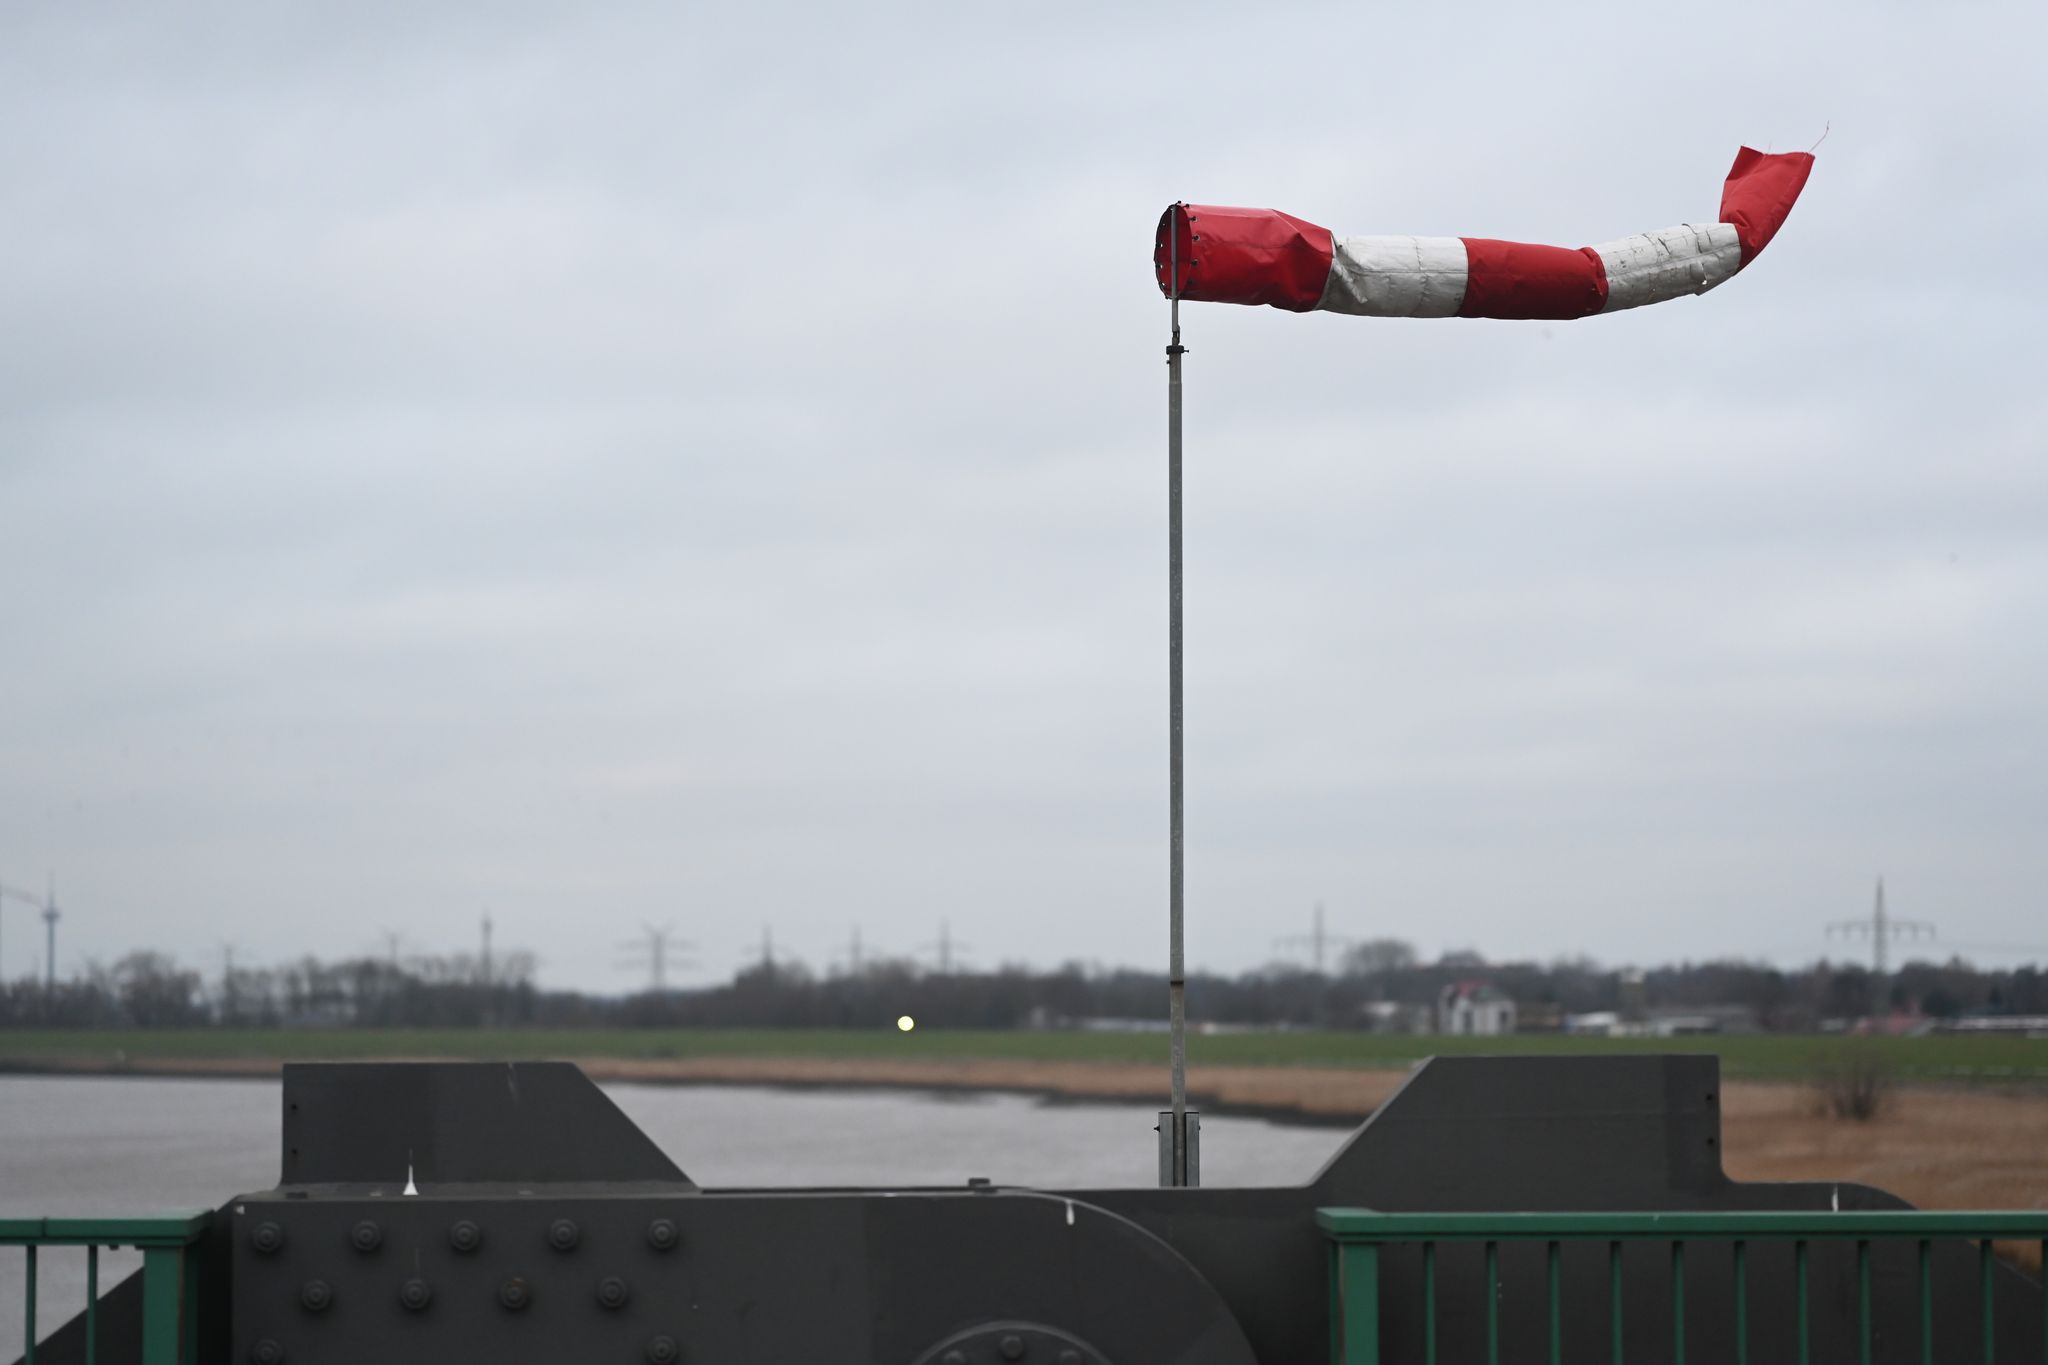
910,1321,1112,1365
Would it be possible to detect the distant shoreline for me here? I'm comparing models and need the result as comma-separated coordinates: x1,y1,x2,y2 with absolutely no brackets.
2,1023,2042,1131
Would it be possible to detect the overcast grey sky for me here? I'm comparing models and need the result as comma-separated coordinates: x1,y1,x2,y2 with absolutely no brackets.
2,2,2043,993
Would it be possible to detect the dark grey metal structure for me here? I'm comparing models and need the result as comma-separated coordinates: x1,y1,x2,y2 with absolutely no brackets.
18,1054,2043,1364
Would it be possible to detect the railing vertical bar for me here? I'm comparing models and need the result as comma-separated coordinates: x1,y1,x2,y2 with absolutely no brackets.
1337,1242,1381,1365
1797,1239,1810,1365
1423,1241,1437,1365
1982,1238,1995,1365
1859,1239,1873,1365
2040,1239,2046,1365
141,1246,183,1365
1351,1244,1384,1365
1609,1239,1624,1365
1920,1238,1933,1365
24,1242,37,1365
1547,1240,1562,1365
87,1244,99,1365
1734,1239,1748,1365
1671,1240,1686,1365
1486,1240,1500,1365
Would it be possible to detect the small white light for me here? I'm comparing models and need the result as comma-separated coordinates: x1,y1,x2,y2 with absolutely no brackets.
896,1015,916,1033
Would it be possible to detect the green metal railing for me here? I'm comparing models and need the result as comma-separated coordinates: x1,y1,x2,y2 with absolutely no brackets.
1,1213,209,1365
1319,1209,2048,1365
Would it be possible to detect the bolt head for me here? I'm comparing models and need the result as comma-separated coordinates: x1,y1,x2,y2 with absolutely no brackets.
644,1334,680,1364
348,1219,382,1253
646,1217,679,1252
298,1279,332,1314
250,1221,285,1255
253,1338,286,1364
596,1275,631,1310
497,1277,531,1312
448,1219,482,1253
398,1277,432,1312
941,1352,968,1365
999,1333,1026,1360
547,1217,581,1252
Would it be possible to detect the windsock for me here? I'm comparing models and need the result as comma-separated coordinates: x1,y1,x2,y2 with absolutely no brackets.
1154,148,1812,320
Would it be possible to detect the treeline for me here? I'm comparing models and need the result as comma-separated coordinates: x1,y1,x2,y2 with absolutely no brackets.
0,951,541,1029
2,939,2045,1031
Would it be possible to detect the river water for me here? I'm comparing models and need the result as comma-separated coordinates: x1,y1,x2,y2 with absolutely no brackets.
0,1075,1347,1351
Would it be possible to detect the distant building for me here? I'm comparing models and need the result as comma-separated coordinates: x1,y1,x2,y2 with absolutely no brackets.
1438,981,1517,1036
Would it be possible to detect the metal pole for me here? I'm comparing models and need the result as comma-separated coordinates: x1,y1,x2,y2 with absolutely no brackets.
1166,204,1190,1187
44,896,57,996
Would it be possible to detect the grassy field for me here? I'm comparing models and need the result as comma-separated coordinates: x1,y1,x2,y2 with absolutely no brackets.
0,1027,2042,1083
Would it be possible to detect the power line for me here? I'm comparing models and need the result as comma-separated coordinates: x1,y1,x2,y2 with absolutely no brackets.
920,920,972,975
617,923,695,994
0,877,54,985
219,942,242,1021
1275,901,1356,976
837,924,869,976
1826,876,1935,980
41,874,57,994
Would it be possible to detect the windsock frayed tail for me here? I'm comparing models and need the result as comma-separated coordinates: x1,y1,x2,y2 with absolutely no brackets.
1154,148,1812,320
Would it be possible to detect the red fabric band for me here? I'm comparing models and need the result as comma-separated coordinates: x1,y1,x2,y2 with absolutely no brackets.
1720,148,1816,265
1155,204,1335,312
1456,239,1608,320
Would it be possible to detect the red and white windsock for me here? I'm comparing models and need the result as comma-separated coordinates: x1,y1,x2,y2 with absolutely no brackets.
1154,148,1813,320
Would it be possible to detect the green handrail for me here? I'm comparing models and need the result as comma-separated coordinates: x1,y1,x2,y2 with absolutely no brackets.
1319,1208,2048,1365
2,1213,210,1365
